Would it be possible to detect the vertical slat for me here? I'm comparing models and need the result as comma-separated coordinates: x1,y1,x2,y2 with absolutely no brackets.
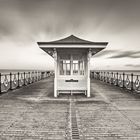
123,73,125,88
131,73,133,91
107,72,109,83
111,72,113,84
10,73,12,90
104,72,105,82
0,73,1,93
116,72,118,86
17,72,20,88
28,72,30,84
24,72,26,86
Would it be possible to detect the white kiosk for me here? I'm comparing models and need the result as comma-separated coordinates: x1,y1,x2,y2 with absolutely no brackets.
38,35,108,97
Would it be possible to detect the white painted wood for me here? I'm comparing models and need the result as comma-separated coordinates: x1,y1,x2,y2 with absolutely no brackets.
38,35,107,98
87,49,92,97
39,44,106,49
53,49,57,97
57,77,87,90
56,49,88,95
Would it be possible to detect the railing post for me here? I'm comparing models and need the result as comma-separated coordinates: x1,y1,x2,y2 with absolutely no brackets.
17,72,20,88
116,72,118,86
104,72,105,82
10,73,12,90
32,72,34,83
24,72,26,86
123,73,125,88
37,72,39,80
107,72,109,83
98,72,100,80
100,72,102,80
40,72,41,80
111,72,113,84
36,71,38,81
45,71,47,78
131,73,133,91
37,72,39,81
28,72,30,84
32,71,35,83
41,72,43,80
0,73,1,93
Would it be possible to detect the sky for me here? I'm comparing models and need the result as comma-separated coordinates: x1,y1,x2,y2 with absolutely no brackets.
0,0,140,70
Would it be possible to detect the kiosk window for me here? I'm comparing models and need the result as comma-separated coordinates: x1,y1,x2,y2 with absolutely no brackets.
79,60,84,75
60,60,70,75
59,54,85,76
73,60,78,75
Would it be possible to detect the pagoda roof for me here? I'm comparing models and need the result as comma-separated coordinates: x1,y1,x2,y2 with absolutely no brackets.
37,35,108,46
38,35,108,57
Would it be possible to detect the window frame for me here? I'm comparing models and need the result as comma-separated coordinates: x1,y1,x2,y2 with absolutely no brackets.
59,54,85,76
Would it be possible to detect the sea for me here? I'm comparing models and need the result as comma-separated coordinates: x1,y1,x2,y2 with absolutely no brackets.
91,70,140,75
0,69,46,74
0,69,140,75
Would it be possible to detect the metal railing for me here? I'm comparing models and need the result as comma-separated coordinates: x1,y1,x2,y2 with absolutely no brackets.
91,71,140,93
0,71,52,93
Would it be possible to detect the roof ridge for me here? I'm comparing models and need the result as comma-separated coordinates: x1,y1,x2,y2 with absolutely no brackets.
37,35,108,45
48,35,94,43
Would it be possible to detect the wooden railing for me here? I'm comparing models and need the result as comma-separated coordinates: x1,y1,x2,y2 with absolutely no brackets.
91,71,140,93
0,71,52,93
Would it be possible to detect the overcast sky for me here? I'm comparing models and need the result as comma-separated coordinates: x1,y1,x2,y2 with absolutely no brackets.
0,0,140,70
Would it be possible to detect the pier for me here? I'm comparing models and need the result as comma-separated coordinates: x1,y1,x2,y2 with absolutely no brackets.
0,74,140,139
1,0,140,139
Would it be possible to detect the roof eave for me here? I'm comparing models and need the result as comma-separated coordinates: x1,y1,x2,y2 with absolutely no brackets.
37,42,108,46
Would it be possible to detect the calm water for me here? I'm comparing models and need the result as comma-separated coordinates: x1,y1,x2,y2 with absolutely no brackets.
0,69,140,75
0,69,45,74
92,70,140,75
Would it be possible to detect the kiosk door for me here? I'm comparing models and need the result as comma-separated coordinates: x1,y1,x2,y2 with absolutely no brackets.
57,50,87,93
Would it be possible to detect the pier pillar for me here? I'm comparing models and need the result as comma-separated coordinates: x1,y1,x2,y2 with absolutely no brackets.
87,49,91,97
54,49,57,97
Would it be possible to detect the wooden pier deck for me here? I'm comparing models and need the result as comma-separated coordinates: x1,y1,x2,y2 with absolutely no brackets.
0,77,140,140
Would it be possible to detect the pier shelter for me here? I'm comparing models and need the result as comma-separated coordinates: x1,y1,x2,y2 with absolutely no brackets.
38,35,108,97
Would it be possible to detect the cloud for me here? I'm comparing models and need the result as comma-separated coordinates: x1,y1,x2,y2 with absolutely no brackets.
108,51,140,59
93,50,118,57
125,64,140,68
0,0,140,42
0,0,140,70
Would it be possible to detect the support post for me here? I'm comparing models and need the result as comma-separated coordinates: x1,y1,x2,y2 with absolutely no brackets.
111,72,113,84
10,73,12,90
0,73,1,93
28,72,30,84
104,72,105,82
123,73,125,88
24,72,26,86
87,49,91,98
131,73,133,91
116,72,118,86
101,72,103,81
54,49,57,97
17,72,20,88
107,72,109,83
93,72,94,79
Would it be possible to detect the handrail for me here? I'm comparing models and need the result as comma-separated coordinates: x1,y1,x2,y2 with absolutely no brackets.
0,71,53,93
91,71,140,93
